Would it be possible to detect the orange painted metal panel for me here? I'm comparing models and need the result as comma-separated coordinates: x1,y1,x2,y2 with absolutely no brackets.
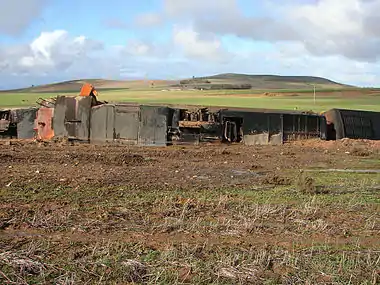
79,83,98,97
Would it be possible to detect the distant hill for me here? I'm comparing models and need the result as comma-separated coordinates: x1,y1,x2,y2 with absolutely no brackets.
1,73,354,93
22,79,131,93
178,73,354,90
2,79,177,93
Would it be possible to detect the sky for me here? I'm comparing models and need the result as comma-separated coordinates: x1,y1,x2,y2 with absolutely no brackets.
1,0,380,89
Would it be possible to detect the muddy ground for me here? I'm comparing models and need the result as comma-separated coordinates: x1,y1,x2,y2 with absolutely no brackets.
0,139,379,284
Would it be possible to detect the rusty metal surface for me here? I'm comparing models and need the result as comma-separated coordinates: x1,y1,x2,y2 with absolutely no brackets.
34,107,54,140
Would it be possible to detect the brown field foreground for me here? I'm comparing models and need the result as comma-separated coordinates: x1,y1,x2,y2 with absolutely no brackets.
0,139,379,284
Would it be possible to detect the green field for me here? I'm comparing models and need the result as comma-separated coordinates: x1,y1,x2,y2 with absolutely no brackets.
1,88,380,112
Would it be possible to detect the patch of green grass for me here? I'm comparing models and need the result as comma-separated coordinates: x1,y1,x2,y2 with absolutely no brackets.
2,172,378,214
202,87,364,94
357,158,380,169
106,93,380,112
0,92,63,108
1,89,380,112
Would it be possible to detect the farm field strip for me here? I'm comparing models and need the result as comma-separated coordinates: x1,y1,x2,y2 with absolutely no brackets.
0,139,379,284
1,89,380,112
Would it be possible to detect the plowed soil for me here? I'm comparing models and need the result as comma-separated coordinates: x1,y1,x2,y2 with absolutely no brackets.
0,139,378,188
0,139,379,284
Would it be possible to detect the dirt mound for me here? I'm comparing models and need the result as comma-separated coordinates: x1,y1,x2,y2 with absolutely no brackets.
262,174,291,185
263,92,280,97
291,138,380,151
58,152,145,166
0,145,145,167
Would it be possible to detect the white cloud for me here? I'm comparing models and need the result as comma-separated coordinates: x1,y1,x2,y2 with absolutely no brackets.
291,0,363,36
173,26,230,62
4,0,380,88
267,42,380,86
284,0,380,61
157,0,380,62
20,30,68,67
18,30,103,73
2,27,380,89
0,30,103,77
0,0,47,35
0,30,183,88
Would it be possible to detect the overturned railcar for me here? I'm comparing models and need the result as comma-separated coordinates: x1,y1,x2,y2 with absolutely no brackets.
324,109,380,140
48,96,327,145
91,104,170,146
52,96,95,141
5,91,379,145
0,108,38,139
48,96,172,145
218,108,326,145
0,109,17,138
169,107,326,145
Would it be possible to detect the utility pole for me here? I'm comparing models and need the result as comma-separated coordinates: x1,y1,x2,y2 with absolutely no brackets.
306,83,316,104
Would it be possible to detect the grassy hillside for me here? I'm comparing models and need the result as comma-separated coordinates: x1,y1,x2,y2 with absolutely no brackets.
1,74,378,112
180,73,352,90
208,73,346,85
0,73,352,93
2,79,177,93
